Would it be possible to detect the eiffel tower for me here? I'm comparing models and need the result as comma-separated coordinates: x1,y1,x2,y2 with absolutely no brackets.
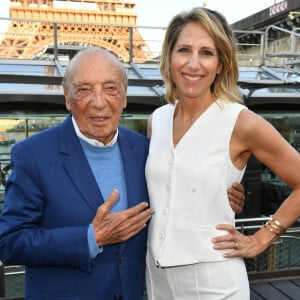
0,0,151,62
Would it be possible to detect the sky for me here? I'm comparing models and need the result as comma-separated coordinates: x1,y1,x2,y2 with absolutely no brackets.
133,0,277,53
0,0,279,27
0,0,278,53
134,0,277,26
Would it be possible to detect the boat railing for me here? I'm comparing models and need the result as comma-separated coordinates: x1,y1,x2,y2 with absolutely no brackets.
0,17,273,66
236,217,300,278
1,217,300,299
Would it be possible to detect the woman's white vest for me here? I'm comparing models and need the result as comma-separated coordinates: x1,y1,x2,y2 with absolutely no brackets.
145,100,247,267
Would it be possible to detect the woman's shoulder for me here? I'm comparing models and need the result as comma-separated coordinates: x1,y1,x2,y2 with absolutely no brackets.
217,99,247,111
235,107,268,139
153,103,175,115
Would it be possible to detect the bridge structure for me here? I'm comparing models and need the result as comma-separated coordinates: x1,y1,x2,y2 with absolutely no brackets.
0,0,152,62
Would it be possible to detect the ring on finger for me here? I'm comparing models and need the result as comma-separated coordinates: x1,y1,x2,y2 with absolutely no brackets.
233,242,239,249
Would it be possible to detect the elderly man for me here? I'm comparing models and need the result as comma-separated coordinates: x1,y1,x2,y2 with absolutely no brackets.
0,47,244,300
0,47,153,300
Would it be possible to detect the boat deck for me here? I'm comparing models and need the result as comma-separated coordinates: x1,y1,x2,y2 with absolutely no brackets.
1,274,300,300
249,270,300,299
250,276,300,299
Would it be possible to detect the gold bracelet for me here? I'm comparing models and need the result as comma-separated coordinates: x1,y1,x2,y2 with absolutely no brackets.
264,217,286,236
264,223,280,235
270,217,286,232
268,222,283,235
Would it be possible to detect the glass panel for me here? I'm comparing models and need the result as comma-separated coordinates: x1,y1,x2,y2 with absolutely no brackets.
1,111,299,218
0,113,149,212
120,114,148,136
0,63,60,76
261,113,300,150
0,83,63,92
241,112,300,218
0,115,68,211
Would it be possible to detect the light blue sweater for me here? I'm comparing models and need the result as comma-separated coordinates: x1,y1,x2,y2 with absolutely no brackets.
80,138,128,257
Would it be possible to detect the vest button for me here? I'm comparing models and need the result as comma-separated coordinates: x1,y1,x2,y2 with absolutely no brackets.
168,159,173,165
166,183,171,190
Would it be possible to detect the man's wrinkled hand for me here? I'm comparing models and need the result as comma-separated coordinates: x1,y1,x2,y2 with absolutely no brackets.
228,182,245,214
92,189,153,246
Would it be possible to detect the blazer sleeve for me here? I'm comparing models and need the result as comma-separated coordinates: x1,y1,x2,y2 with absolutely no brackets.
0,141,93,273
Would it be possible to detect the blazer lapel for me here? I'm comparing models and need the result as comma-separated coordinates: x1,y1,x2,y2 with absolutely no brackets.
57,120,145,216
58,116,104,213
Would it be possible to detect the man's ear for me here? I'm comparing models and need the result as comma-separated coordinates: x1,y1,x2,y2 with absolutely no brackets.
123,97,127,109
65,97,71,111
64,88,71,111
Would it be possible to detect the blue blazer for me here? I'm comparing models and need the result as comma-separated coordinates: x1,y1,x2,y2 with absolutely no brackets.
0,115,150,300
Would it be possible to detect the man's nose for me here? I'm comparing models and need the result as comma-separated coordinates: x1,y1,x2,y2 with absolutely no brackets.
91,89,107,107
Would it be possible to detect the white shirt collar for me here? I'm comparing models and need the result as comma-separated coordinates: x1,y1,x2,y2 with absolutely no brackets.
71,116,118,147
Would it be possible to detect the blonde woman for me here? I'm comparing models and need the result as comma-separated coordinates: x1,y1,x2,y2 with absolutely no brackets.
145,7,300,299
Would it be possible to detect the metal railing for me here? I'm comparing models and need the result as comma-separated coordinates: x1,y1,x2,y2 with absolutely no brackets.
1,218,300,298
264,24,300,68
0,265,24,300
236,217,300,277
0,17,162,63
0,17,266,65
1,17,300,68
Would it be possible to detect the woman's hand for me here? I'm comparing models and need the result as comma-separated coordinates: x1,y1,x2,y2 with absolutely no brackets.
212,224,268,258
